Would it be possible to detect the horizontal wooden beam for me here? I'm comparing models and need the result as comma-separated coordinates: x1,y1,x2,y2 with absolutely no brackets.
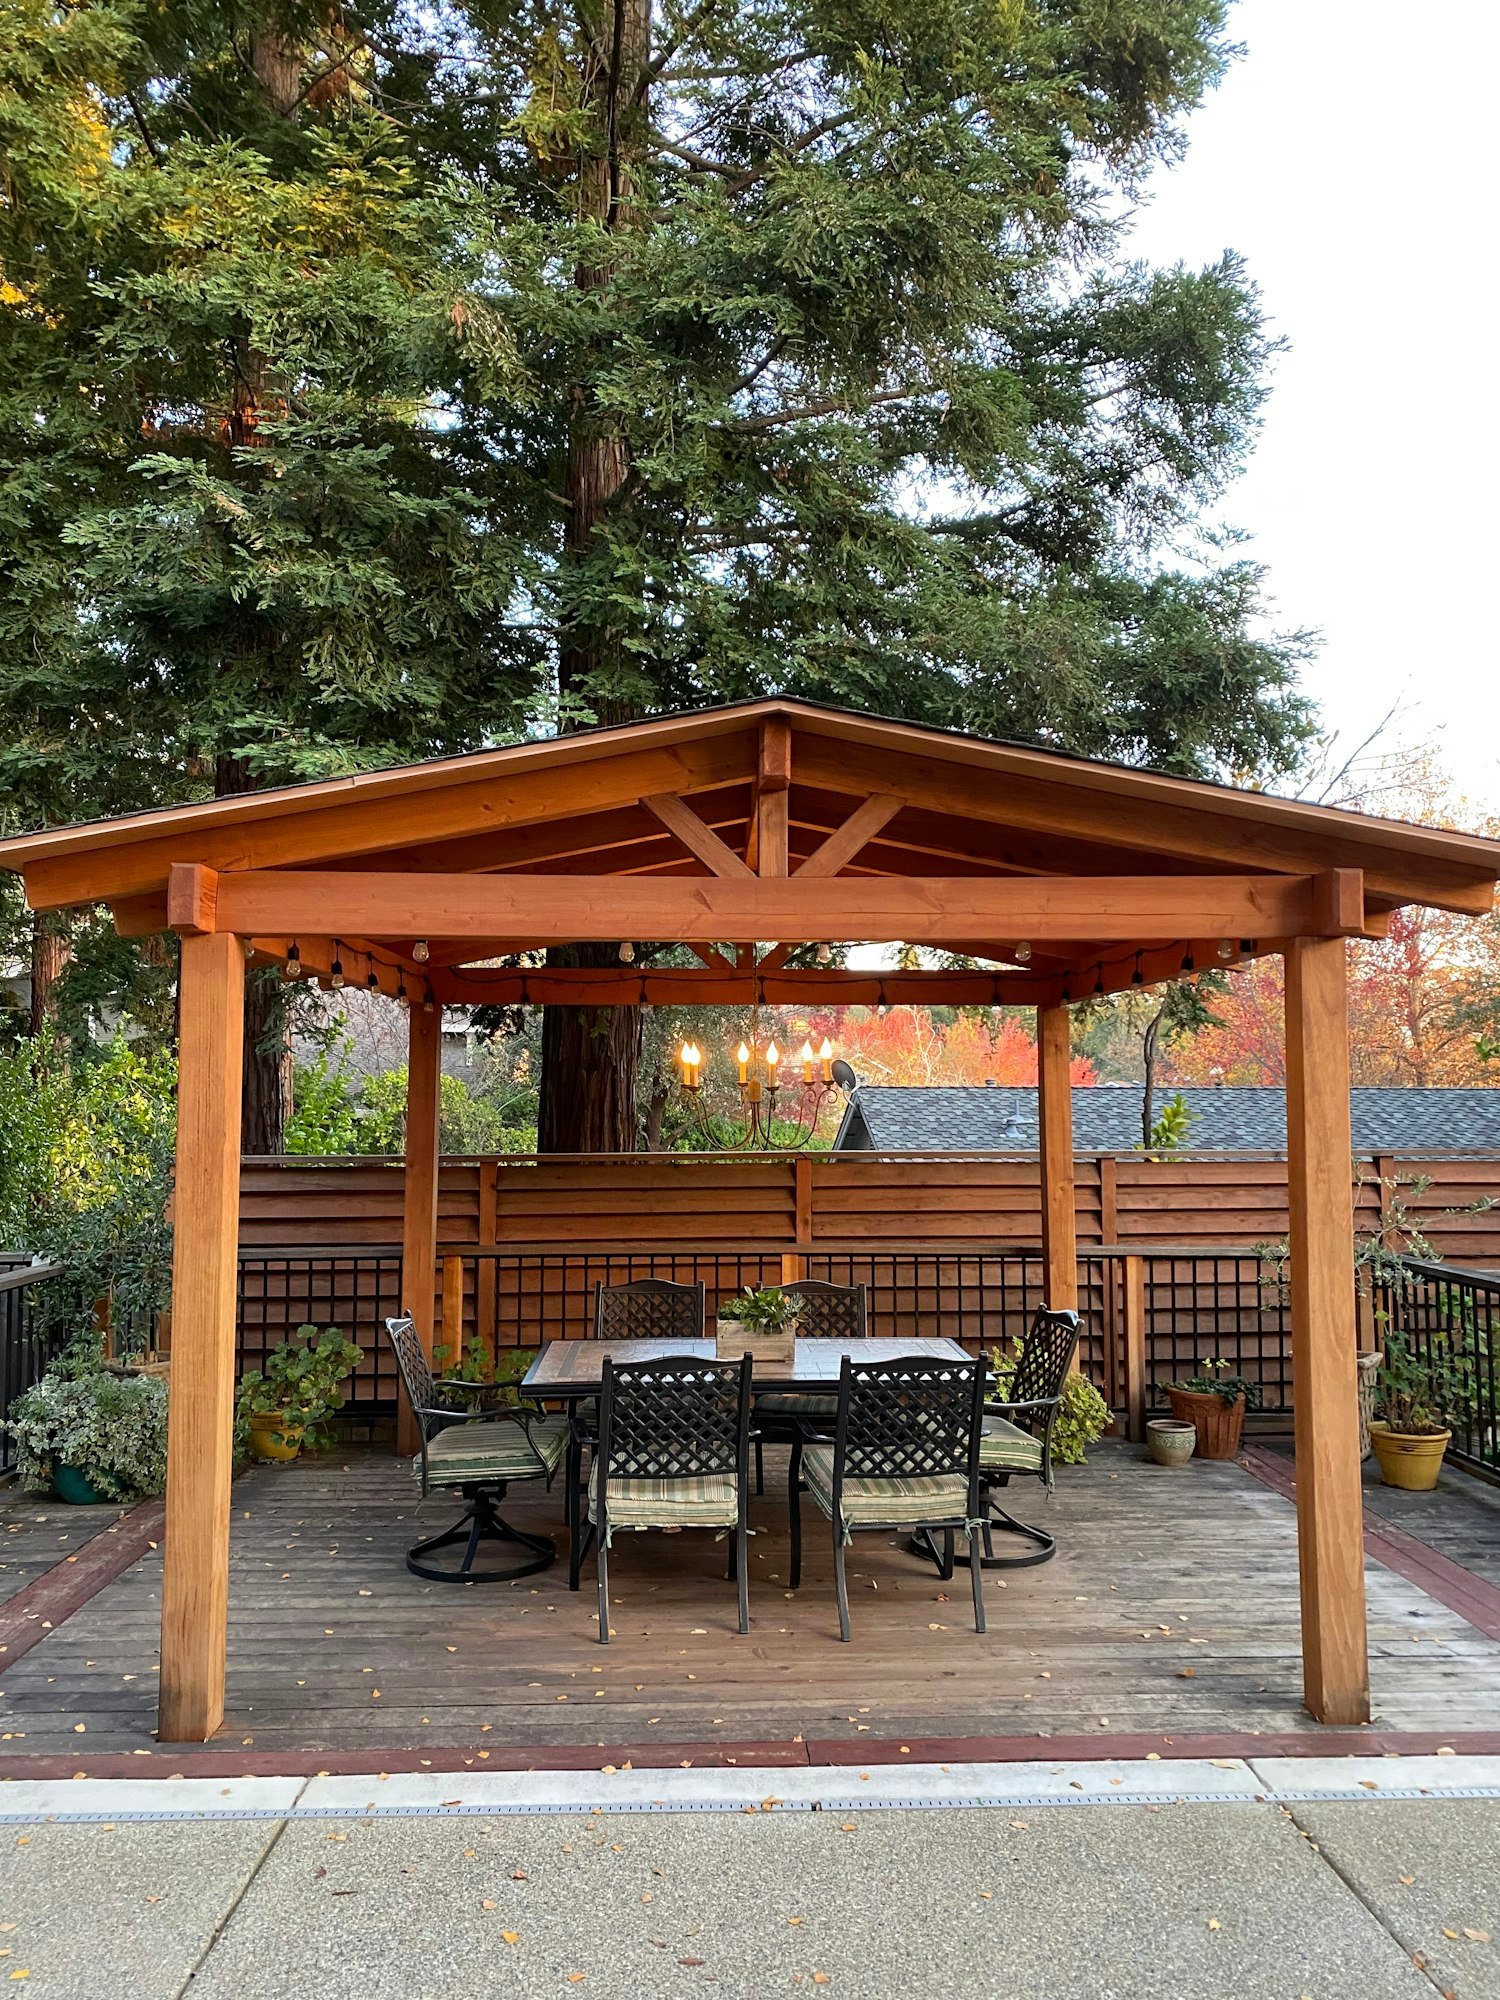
203,870,1361,947
429,966,1054,1007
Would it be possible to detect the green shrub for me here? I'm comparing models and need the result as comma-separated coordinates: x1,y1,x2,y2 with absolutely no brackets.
2,1348,168,1501
989,1341,1109,1464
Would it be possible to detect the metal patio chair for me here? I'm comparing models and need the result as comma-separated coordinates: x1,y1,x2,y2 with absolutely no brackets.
564,1277,709,1588
385,1314,567,1583
749,1279,868,1494
583,1352,754,1645
964,1304,1081,1569
789,1352,987,1642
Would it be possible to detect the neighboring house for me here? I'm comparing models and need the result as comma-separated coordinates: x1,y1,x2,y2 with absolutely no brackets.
294,987,483,1087
832,1084,1500,1154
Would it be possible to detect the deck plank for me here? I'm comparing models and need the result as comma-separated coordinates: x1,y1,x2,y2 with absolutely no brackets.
0,1441,1496,1759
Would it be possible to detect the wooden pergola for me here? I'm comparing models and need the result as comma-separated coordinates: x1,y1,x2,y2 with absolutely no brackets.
4,699,1499,1745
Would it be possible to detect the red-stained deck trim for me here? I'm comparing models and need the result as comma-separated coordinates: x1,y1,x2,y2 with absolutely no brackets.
0,1500,165,1676
6,1729,1500,1784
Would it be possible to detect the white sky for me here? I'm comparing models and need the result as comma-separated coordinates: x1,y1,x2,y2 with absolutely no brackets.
1123,0,1500,812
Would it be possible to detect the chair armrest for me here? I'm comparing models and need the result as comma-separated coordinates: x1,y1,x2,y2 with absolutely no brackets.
984,1395,1061,1418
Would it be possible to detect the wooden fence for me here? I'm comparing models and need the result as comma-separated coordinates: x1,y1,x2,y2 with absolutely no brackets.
238,1148,1500,1268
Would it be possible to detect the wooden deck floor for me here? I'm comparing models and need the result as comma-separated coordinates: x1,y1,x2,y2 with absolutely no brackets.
1,1441,1498,1759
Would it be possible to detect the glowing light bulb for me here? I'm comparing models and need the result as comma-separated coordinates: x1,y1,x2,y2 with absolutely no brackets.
1014,941,1032,963
765,1040,780,1069
736,1041,750,1085
801,1039,814,1082
618,941,635,964
815,942,832,965
818,1037,833,1082
412,939,430,964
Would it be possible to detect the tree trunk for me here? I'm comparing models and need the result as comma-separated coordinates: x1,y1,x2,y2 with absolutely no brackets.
539,0,654,1151
29,912,72,1038
537,946,642,1152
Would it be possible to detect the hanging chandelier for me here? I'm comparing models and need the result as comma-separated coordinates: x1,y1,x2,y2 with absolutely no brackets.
677,1025,839,1151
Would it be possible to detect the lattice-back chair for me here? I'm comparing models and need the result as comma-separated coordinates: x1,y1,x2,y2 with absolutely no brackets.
593,1277,706,1341
971,1305,1081,1569
584,1353,754,1645
788,1353,986,1641
750,1280,869,1494
384,1315,567,1583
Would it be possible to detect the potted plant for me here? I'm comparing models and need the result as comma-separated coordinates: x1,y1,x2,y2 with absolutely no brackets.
1162,1357,1262,1460
1,1340,168,1503
1368,1322,1472,1491
236,1325,363,1463
715,1285,800,1368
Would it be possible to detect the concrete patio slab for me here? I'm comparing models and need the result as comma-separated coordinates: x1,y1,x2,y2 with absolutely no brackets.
1290,1798,1500,2000
1251,1753,1500,1797
0,1775,308,1821
0,1817,285,2000
183,1800,1436,2000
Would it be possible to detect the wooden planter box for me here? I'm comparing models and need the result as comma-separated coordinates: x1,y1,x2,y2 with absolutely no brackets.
714,1318,797,1374
1166,1386,1247,1460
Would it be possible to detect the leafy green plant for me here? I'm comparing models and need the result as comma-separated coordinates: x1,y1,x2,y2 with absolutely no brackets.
236,1326,363,1456
2,1348,168,1501
717,1286,801,1333
1140,1090,1200,1159
1376,1323,1476,1437
429,1336,539,1411
989,1343,1109,1464
1162,1356,1262,1409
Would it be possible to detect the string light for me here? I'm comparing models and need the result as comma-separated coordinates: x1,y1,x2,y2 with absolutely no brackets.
1216,939,1234,961
365,969,380,994
1180,948,1196,974
396,974,409,1011
1013,941,1032,964
618,941,635,964
815,943,832,966
330,945,345,990
1093,962,1105,997
412,939,430,964
1131,952,1145,987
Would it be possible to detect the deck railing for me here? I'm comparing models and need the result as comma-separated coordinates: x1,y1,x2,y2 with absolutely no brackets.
4,1242,1493,1471
0,1261,67,1475
1374,1257,1500,1476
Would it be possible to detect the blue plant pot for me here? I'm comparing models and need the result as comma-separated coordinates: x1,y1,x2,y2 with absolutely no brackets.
52,1464,108,1506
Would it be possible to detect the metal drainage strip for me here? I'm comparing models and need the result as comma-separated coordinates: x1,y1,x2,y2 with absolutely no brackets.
5,1785,1500,1824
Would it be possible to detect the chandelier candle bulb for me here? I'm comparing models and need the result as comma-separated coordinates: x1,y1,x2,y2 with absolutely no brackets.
737,1041,750,1086
801,1040,814,1083
819,1037,833,1082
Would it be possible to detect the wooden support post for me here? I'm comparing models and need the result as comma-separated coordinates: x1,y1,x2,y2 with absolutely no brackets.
755,718,791,878
475,1162,499,1361
1122,1254,1148,1443
440,1254,465,1376
1285,936,1370,1725
399,999,442,1455
781,1154,814,1282
158,931,244,1744
1037,1004,1078,1313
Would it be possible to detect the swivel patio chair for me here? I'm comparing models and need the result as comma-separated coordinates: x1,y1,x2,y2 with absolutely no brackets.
585,1352,754,1645
963,1304,1081,1570
385,1314,568,1583
789,1353,987,1642
748,1279,868,1494
565,1277,709,1588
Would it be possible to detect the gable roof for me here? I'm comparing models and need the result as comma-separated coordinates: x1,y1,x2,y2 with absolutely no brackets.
834,1084,1500,1156
2,699,1496,1012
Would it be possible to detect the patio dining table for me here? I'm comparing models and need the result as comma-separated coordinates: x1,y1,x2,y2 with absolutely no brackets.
521,1334,972,1401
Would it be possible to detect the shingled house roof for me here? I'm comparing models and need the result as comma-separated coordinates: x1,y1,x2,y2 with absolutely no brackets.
832,1085,1500,1155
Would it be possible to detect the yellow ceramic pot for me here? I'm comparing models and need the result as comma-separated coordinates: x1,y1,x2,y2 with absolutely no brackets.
248,1415,304,1463
1368,1421,1450,1492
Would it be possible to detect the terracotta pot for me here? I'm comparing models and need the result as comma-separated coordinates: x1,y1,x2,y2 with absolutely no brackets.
1166,1386,1247,1461
248,1414,304,1463
1146,1419,1197,1468
1368,1420,1450,1492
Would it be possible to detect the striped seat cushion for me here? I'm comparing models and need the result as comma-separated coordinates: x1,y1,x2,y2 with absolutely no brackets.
588,1466,740,1531
421,1416,568,1487
979,1417,1045,1474
755,1391,837,1419
801,1443,968,1529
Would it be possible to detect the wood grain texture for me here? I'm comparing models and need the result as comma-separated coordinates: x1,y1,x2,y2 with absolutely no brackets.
641,793,755,877
794,794,905,879
1037,1005,1078,1312
1285,936,1370,1725
399,1001,443,1454
158,930,244,1743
